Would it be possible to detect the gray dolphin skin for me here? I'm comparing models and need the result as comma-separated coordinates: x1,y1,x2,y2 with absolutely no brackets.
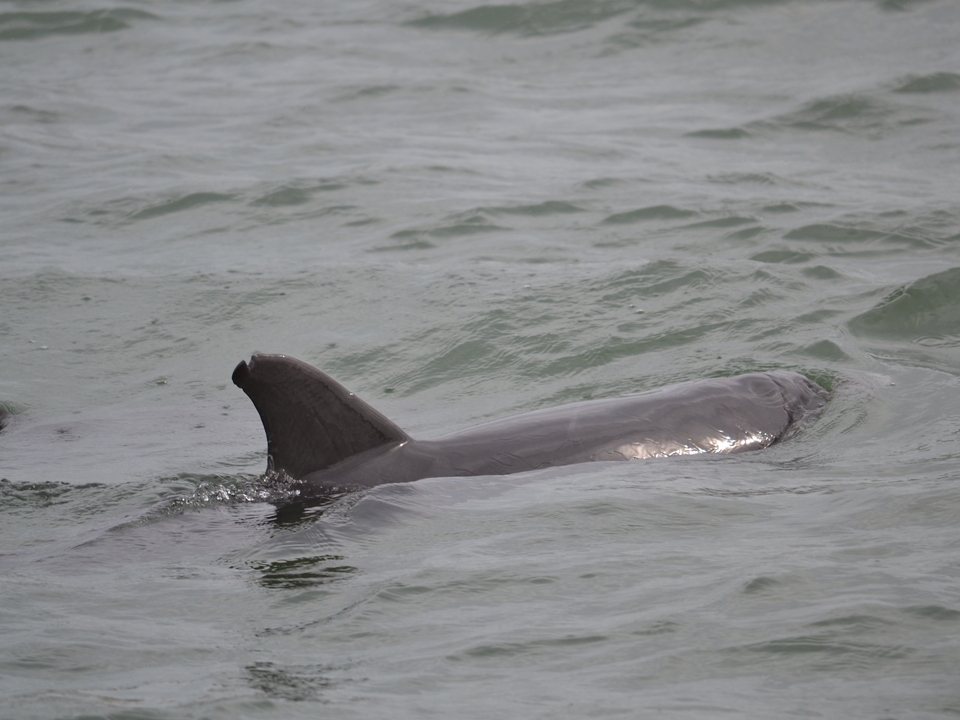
233,354,828,496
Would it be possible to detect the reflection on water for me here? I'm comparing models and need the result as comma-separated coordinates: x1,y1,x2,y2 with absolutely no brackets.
250,555,357,590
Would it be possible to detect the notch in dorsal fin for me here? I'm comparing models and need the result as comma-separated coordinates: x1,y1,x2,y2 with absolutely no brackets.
232,354,409,480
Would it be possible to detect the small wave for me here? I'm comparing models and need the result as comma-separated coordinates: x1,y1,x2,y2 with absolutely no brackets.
750,249,816,265
680,216,755,230
482,201,585,217
601,205,697,225
251,182,347,207
0,477,106,509
848,266,960,342
128,192,235,221
0,8,156,41
251,187,313,208
893,72,960,94
376,214,508,250
685,127,750,140
605,15,703,52
334,84,401,102
708,173,785,186
406,0,634,37
756,92,937,141
783,223,939,254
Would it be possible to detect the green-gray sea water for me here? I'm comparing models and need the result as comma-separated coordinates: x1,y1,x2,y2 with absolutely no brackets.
2,0,959,717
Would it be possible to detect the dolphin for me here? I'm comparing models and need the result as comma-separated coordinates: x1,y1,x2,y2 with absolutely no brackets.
232,354,828,497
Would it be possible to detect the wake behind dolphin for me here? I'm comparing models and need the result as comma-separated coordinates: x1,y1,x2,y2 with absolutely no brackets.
233,355,828,498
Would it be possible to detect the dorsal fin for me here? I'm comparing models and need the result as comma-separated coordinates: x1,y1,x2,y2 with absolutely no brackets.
232,354,409,479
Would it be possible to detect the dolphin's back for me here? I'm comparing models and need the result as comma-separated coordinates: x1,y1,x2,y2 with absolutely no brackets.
419,371,826,475
233,355,828,494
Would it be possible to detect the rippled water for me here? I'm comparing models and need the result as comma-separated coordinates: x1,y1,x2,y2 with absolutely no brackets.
2,0,959,718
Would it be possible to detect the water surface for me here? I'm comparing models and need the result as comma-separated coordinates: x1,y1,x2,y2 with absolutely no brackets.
1,0,959,717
